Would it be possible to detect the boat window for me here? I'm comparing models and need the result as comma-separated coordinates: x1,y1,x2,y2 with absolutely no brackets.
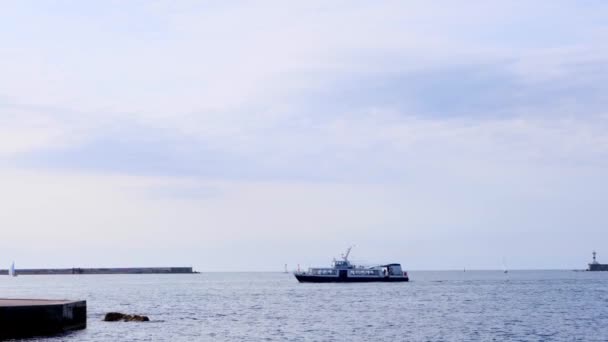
350,269,379,276
311,268,336,275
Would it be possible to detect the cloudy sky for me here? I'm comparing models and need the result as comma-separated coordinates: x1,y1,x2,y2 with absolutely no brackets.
1,1,607,270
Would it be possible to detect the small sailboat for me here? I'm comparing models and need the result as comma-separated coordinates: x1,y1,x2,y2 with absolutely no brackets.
502,258,508,274
284,264,289,273
8,261,17,277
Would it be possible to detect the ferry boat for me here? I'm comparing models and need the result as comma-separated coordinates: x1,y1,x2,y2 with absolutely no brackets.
294,247,409,283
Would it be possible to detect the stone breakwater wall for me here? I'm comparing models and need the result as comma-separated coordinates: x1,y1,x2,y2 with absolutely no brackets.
0,267,194,275
588,263,608,271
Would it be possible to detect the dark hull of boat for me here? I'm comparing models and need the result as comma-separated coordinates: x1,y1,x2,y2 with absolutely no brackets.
295,275,409,283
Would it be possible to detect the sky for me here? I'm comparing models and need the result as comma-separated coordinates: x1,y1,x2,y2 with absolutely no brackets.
1,1,607,271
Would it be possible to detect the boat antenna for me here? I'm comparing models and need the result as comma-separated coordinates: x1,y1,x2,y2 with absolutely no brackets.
593,251,597,263
342,245,354,262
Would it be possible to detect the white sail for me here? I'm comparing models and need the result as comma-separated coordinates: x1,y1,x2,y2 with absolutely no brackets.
9,262,15,277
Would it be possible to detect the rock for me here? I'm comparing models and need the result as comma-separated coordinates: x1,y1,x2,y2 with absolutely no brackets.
126,315,150,322
104,312,150,322
104,312,126,322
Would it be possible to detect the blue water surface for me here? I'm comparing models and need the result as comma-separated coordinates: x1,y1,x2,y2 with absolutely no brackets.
1,271,607,341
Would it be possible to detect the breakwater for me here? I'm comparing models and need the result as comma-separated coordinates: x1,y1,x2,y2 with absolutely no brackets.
0,267,195,275
588,263,608,271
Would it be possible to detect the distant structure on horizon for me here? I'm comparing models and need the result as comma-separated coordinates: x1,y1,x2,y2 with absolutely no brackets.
588,251,608,271
1,267,195,275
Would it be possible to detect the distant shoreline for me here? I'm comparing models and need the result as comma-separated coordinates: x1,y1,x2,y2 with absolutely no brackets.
0,267,195,275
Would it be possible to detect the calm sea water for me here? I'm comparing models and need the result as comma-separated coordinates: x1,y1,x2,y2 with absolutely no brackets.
1,271,607,341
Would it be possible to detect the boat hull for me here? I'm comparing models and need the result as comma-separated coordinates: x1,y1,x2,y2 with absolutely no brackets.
295,274,409,283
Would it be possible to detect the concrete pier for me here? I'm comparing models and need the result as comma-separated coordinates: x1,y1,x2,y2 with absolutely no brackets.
0,299,86,339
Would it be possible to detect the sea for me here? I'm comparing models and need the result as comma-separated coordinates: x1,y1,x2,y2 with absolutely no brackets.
1,270,608,341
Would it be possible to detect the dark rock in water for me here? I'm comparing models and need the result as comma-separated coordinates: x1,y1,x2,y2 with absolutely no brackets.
126,315,150,322
104,312,150,322
104,312,125,322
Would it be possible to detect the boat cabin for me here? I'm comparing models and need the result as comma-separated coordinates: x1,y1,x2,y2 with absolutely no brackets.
332,260,353,269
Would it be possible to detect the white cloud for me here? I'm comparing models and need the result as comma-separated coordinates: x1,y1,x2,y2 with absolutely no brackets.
3,0,605,116
0,109,70,156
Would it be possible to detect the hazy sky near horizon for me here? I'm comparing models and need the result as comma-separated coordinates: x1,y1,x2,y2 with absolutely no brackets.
1,1,608,270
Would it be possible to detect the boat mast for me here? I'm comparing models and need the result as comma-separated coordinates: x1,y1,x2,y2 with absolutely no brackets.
342,246,353,262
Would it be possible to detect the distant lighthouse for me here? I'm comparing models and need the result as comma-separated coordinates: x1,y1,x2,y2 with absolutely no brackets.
588,251,608,271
